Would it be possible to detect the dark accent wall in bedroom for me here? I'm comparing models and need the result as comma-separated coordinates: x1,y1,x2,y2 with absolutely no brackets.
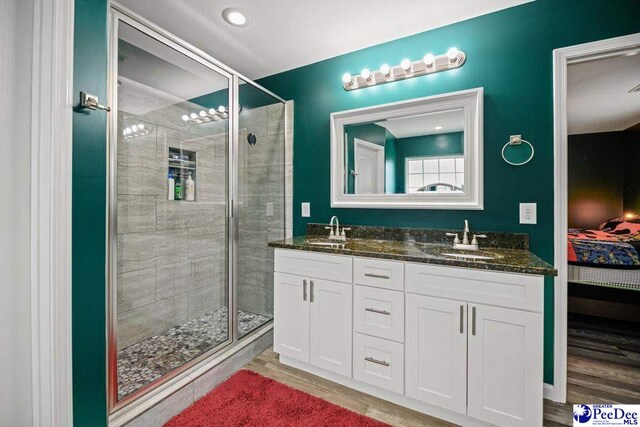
568,129,639,229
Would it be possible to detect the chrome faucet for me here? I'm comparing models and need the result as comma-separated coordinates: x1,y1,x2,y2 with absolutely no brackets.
325,216,351,241
446,220,486,250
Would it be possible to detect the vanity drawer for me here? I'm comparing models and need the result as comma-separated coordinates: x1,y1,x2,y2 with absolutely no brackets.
353,332,404,395
405,263,544,312
353,285,404,342
353,257,404,290
274,249,353,283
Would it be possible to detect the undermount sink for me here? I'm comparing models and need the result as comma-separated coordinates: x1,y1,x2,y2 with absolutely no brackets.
306,238,348,248
441,252,495,260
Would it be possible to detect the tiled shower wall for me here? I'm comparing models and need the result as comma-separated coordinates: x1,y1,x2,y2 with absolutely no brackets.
116,80,229,349
116,79,292,348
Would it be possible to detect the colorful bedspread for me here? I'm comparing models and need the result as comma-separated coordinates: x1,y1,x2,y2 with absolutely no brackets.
568,228,640,269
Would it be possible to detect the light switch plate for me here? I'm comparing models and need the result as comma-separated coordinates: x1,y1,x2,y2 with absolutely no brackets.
520,203,537,224
301,202,311,217
266,202,274,217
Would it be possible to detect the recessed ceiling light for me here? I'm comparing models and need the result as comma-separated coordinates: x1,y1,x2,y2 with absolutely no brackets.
434,125,443,130
222,7,251,27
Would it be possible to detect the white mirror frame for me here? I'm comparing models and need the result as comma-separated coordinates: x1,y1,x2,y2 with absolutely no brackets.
330,87,483,209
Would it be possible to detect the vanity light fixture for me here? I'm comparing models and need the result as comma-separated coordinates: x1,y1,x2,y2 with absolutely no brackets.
181,106,229,124
341,47,466,91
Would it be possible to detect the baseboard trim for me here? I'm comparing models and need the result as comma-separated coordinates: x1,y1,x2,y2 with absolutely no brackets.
543,383,557,401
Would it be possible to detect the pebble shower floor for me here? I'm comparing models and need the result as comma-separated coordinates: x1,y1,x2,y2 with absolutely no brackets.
117,307,272,399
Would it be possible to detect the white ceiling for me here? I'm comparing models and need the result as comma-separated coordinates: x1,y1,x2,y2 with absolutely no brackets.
116,0,531,80
376,108,464,138
567,51,640,135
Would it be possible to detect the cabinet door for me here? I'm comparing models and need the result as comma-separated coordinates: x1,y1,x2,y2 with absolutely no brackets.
309,279,352,377
467,304,543,427
405,295,467,414
274,272,310,363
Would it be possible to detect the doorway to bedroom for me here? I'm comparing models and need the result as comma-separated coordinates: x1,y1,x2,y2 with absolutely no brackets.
550,34,640,414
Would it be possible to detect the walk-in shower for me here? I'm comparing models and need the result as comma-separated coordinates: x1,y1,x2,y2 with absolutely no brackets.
108,6,288,410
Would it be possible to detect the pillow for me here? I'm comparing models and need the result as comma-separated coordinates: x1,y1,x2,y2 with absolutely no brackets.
599,215,640,231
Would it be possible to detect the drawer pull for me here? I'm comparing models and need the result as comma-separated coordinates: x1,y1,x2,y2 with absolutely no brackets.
303,280,307,301
365,356,390,367
310,280,315,303
459,305,464,334
472,306,476,336
365,307,391,315
364,272,390,279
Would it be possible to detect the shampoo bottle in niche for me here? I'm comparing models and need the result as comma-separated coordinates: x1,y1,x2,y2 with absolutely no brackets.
185,172,195,201
174,174,183,200
167,171,175,201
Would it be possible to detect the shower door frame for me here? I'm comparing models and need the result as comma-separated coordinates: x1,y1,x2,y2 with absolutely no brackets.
107,3,285,414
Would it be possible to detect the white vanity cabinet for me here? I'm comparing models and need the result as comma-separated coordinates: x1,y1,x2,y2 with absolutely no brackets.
273,250,353,377
273,248,545,427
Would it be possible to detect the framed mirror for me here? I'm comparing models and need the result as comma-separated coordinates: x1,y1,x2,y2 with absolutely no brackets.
330,88,483,209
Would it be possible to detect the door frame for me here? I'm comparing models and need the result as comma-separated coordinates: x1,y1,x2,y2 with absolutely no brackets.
354,138,385,194
27,0,75,424
551,32,640,403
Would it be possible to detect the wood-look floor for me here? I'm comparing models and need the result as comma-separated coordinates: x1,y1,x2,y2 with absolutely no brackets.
245,315,640,427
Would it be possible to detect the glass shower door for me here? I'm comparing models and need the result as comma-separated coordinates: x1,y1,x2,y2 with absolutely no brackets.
110,19,232,404
235,79,286,338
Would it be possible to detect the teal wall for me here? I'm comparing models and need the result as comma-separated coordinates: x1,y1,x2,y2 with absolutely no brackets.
72,0,108,425
258,0,640,384
344,123,397,194
395,132,463,191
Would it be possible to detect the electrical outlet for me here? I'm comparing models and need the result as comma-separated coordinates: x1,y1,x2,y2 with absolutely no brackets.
301,202,311,217
266,202,274,217
520,203,537,224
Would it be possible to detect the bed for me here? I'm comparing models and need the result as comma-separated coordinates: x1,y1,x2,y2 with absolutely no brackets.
568,216,640,290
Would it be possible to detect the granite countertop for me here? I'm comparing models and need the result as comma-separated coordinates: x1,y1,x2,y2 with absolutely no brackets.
268,235,557,277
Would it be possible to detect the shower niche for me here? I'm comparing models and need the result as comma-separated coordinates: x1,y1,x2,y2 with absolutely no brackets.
168,147,196,201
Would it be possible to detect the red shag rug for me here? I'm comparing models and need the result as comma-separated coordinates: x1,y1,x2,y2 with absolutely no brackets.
164,369,388,426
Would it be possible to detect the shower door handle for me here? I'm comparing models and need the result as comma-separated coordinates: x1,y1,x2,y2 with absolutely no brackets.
303,279,307,301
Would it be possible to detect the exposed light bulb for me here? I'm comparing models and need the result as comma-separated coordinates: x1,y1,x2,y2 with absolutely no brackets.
138,123,144,129
209,108,216,115
182,114,189,121
423,53,435,67
360,68,371,80
218,106,226,113
199,110,207,117
401,58,412,71
125,128,131,134
380,64,390,76
190,112,197,119
342,73,352,84
123,130,127,136
447,47,459,62
131,125,138,132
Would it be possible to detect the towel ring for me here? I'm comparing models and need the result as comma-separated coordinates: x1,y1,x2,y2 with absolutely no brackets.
502,135,534,166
